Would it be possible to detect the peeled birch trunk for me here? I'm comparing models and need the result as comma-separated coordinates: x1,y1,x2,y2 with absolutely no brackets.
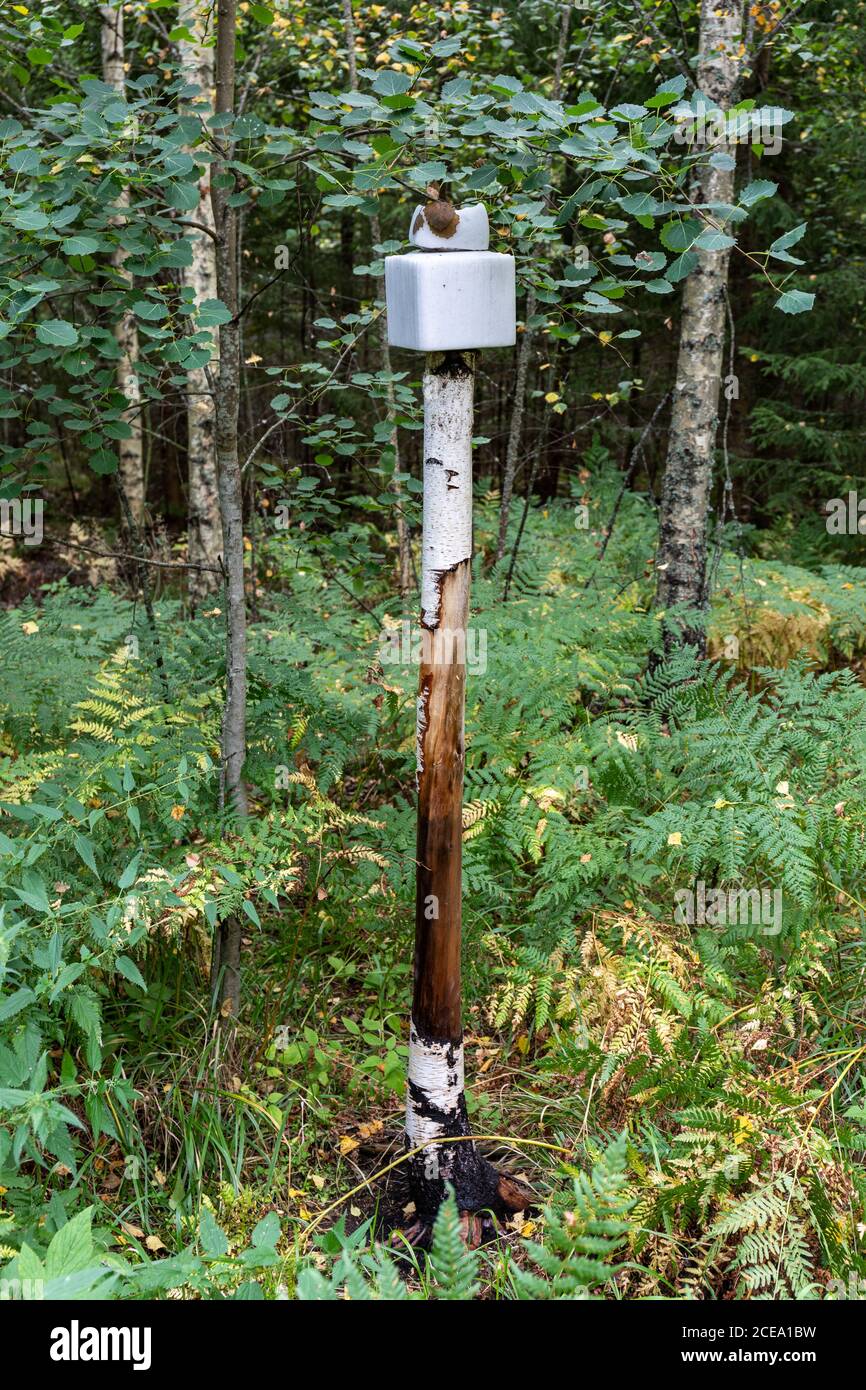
655,0,741,656
406,354,527,1232
178,0,221,608
100,4,146,523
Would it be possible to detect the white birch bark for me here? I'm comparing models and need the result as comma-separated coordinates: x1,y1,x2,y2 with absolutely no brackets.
405,1025,465,1152
100,4,146,523
418,364,474,630
177,0,221,606
655,0,742,654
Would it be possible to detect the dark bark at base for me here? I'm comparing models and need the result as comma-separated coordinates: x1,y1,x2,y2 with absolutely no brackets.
210,915,241,1019
399,1134,533,1249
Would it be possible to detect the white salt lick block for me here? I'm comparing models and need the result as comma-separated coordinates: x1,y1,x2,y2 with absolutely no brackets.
384,251,516,352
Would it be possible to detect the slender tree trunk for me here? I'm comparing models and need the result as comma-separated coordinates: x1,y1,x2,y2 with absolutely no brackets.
655,0,741,657
372,215,413,597
178,0,221,609
341,0,412,598
495,5,571,565
341,0,358,89
406,354,527,1234
100,4,146,523
210,0,246,1018
553,2,573,97
495,287,536,563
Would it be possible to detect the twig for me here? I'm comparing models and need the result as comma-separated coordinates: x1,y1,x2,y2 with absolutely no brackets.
0,527,222,573
583,390,671,591
628,0,697,90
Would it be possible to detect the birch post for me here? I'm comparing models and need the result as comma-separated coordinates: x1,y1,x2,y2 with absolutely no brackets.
386,203,529,1238
408,353,486,1221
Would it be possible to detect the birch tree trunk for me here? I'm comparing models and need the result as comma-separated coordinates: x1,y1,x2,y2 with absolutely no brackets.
178,0,221,608
406,353,527,1234
209,0,247,1019
655,0,742,657
100,4,146,523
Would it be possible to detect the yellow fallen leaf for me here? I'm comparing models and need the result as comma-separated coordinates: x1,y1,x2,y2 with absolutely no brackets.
145,1234,165,1252
667,832,682,846
338,1135,359,1155
358,1119,384,1139
311,1174,325,1191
